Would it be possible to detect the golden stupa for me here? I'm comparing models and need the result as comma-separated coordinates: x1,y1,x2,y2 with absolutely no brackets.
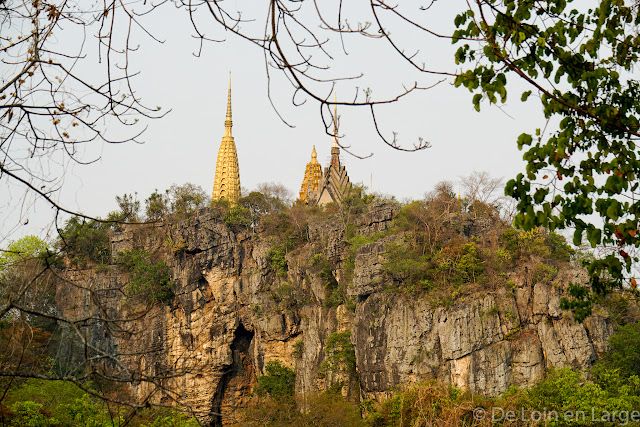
212,75,241,204
299,146,323,203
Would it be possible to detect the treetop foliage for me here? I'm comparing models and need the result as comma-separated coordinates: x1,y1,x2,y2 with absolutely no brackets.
0,235,50,274
169,183,210,218
57,217,112,267
2,378,199,427
453,0,640,301
109,193,141,223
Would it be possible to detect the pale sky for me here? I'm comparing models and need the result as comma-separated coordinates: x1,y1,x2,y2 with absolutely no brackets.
0,0,547,244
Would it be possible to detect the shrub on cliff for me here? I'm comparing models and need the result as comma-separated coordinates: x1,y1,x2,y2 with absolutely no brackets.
145,189,170,221
57,216,111,267
169,183,209,218
254,360,296,399
391,183,474,260
209,188,292,232
380,182,575,298
115,249,174,303
594,321,640,381
224,204,253,230
267,244,289,277
499,227,574,266
239,191,287,227
308,254,344,308
319,331,357,379
261,204,310,246
108,193,141,222
382,242,434,292
341,185,377,217
383,239,487,294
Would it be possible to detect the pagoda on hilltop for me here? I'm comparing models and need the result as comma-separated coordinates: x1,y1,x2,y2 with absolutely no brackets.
212,75,241,204
298,103,352,205
298,146,323,204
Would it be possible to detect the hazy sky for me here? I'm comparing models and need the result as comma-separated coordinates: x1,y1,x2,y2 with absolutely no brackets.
1,0,547,244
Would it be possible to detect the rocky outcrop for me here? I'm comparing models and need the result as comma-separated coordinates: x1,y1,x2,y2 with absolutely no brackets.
56,203,616,425
351,269,613,399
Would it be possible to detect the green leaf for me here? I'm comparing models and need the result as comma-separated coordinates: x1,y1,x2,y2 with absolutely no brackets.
573,229,583,246
587,228,601,247
473,93,482,111
517,133,533,149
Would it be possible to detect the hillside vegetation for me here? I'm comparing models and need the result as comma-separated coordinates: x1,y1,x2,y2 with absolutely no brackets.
1,179,639,426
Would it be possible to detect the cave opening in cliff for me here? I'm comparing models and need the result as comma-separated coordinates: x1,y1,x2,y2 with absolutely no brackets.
211,322,255,426
231,323,254,360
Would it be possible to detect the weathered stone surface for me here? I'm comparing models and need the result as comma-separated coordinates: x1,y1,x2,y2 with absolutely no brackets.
348,240,388,297
510,332,545,388
437,295,504,361
356,202,400,234
583,315,615,355
308,215,345,264
57,206,616,425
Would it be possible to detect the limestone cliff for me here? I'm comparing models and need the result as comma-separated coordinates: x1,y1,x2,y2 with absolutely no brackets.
55,203,615,425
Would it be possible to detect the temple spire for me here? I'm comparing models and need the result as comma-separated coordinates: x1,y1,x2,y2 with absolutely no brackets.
225,73,232,137
212,74,241,204
298,145,323,203
332,94,339,149
331,94,340,166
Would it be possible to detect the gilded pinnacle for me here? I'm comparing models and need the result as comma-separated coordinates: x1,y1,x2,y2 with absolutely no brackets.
213,74,241,204
225,73,232,137
332,94,339,149
299,145,323,203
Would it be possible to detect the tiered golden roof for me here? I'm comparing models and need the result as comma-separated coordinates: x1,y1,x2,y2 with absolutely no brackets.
299,146,323,203
212,75,241,204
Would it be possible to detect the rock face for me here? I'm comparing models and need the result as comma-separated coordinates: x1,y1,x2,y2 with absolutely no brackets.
351,270,611,401
56,202,614,425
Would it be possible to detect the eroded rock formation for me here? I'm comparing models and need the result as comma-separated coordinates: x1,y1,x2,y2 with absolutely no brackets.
56,203,615,425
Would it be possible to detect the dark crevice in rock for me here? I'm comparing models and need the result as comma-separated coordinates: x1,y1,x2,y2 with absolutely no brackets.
282,331,302,343
211,323,255,426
